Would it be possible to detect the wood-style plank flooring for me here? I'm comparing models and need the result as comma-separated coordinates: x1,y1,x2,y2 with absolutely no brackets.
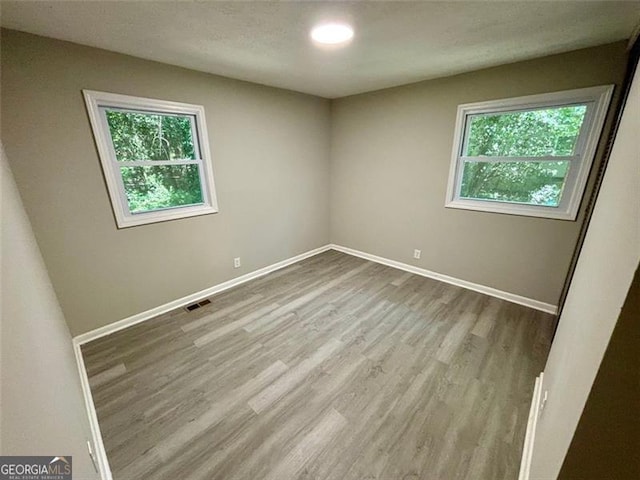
82,251,554,480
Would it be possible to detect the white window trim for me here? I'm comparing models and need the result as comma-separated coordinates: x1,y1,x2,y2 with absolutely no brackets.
83,90,219,228
445,85,614,220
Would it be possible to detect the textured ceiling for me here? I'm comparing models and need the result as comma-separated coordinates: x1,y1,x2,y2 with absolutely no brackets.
1,1,639,98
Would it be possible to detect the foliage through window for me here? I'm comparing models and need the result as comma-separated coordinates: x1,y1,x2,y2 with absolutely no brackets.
84,91,218,228
446,86,613,220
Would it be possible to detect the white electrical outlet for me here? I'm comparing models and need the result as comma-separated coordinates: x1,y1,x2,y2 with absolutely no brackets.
413,249,421,259
234,257,241,268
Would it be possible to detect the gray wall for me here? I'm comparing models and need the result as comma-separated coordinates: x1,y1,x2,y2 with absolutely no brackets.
529,58,640,480
559,266,640,480
1,30,331,336
330,42,627,306
1,146,99,478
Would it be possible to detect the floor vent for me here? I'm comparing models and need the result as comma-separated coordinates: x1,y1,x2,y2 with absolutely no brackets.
184,298,212,312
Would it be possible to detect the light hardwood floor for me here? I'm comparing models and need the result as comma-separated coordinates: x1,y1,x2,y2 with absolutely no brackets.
82,250,554,480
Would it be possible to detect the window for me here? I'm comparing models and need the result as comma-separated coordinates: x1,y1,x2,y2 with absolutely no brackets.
445,85,613,220
83,90,218,228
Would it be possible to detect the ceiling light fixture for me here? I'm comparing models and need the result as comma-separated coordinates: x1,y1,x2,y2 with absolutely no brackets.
310,23,354,45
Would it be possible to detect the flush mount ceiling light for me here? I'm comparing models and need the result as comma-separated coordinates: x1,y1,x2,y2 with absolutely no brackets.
310,23,354,45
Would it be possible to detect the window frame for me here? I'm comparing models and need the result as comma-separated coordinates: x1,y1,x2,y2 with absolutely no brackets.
83,90,219,228
445,85,614,220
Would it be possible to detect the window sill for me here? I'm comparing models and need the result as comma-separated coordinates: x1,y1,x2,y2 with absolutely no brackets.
445,199,576,221
115,204,219,228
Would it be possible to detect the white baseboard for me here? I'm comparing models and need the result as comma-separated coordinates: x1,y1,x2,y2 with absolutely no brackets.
330,244,558,314
73,244,332,346
74,243,556,347
72,339,113,480
519,372,544,480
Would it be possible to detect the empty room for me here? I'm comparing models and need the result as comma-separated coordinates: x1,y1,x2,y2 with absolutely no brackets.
1,1,638,480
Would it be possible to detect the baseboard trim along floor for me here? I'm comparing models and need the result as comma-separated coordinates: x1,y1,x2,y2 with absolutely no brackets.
73,244,334,346
72,244,556,480
330,244,558,315
72,339,113,480
518,372,545,480
75,244,558,347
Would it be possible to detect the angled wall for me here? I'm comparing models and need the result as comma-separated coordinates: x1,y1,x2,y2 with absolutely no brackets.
558,266,640,479
529,55,640,480
1,147,99,478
